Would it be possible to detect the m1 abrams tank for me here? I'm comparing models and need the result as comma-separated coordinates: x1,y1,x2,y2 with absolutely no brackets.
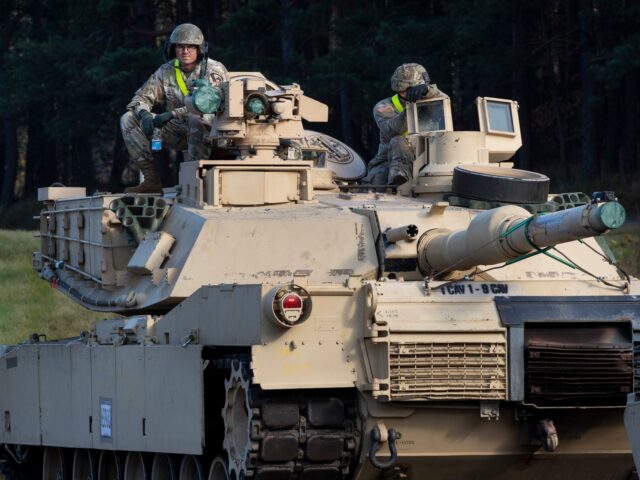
0,72,638,480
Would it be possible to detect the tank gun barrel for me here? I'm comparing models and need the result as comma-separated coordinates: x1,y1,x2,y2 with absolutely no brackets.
417,201,626,275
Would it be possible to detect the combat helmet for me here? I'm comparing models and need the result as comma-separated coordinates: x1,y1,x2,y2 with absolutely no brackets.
165,23,207,59
391,63,431,92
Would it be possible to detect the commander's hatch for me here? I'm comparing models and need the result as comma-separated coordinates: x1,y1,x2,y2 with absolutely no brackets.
409,96,523,196
476,97,522,162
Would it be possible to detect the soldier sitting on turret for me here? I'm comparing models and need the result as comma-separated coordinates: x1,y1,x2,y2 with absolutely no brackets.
120,23,228,194
364,63,446,186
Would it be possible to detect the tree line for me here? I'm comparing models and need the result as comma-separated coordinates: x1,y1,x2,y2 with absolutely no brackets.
0,0,638,209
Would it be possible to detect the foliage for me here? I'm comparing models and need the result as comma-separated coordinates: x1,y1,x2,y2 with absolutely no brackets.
0,197,40,229
0,230,117,344
0,0,639,204
606,229,640,279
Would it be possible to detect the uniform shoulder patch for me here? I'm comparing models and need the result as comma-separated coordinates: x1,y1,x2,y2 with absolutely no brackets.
376,102,394,114
210,72,224,86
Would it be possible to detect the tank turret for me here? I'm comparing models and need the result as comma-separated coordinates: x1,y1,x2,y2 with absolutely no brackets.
185,72,366,180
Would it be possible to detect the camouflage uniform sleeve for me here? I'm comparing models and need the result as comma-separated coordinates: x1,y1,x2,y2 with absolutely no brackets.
206,59,228,86
126,65,167,117
373,99,406,141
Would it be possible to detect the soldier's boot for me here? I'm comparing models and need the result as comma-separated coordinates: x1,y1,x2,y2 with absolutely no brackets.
124,158,162,194
388,161,412,185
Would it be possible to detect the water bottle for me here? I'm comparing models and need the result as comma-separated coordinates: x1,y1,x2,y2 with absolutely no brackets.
151,128,162,151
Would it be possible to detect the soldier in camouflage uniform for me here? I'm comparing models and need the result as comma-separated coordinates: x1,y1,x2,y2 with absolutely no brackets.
364,63,445,185
121,23,228,193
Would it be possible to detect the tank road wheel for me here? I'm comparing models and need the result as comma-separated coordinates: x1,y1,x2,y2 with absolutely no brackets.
72,449,97,480
221,362,252,480
207,457,229,480
178,455,204,480
124,452,148,480
42,446,67,480
98,451,122,480
150,453,178,480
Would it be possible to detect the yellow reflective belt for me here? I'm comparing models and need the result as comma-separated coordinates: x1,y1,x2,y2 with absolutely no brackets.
391,94,404,113
390,94,408,136
173,59,189,96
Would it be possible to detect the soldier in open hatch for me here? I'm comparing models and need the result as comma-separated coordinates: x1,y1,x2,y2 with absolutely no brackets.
121,23,228,194
364,63,446,186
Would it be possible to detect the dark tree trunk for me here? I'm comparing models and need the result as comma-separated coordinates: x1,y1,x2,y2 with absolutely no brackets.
512,0,531,170
208,1,223,48
191,0,216,47
42,138,59,188
111,129,130,190
176,0,191,25
329,2,353,144
579,3,595,180
280,0,295,76
328,3,338,51
130,0,156,45
603,87,620,178
1,119,19,205
622,71,638,176
0,121,4,190
542,6,569,180
70,133,94,189
24,110,47,195
450,53,463,128
21,0,45,196
339,83,353,146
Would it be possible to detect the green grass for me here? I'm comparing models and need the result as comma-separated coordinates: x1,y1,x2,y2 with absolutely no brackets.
606,230,640,278
0,230,113,344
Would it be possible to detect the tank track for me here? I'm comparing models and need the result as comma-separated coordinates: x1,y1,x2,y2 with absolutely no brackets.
0,447,41,480
220,360,361,480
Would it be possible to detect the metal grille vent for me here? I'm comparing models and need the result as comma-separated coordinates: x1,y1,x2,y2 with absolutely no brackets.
389,342,507,400
525,342,633,406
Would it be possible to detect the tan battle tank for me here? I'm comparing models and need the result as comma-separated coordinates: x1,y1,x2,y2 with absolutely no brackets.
0,72,638,480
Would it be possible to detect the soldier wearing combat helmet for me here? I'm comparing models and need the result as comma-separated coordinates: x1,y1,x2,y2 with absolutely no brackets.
364,63,446,185
120,23,228,193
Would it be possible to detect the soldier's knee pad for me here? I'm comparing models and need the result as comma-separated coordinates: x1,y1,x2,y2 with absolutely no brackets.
187,114,206,131
389,136,414,161
389,135,410,149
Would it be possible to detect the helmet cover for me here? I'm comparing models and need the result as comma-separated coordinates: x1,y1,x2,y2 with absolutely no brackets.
390,63,430,92
167,23,205,58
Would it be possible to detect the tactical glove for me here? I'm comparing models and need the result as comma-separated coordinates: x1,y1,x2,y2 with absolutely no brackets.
406,84,428,102
153,111,174,128
139,111,155,136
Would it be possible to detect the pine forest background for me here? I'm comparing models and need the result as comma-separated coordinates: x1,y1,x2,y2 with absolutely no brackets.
0,0,639,221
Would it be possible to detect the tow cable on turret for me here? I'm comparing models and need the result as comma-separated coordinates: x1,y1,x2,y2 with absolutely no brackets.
423,205,630,295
